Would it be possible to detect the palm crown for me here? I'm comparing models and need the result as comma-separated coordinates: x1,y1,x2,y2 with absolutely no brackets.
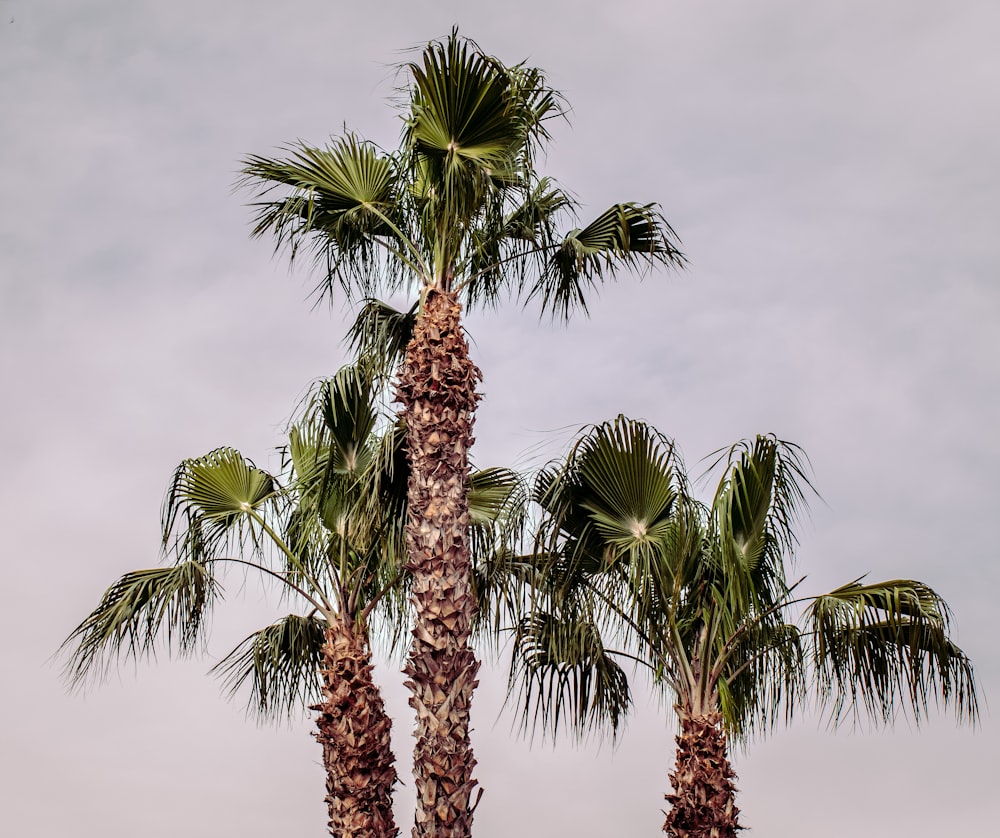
241,29,683,320
511,416,977,835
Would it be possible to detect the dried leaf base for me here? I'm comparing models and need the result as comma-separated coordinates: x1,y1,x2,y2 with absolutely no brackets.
397,290,482,838
312,621,398,838
663,710,742,838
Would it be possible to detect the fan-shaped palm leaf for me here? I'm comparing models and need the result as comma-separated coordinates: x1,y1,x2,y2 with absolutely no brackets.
242,135,410,300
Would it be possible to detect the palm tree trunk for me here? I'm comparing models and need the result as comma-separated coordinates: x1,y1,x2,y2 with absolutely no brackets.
663,709,741,838
312,619,398,838
396,289,482,838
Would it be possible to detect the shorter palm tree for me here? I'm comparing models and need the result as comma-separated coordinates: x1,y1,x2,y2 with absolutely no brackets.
63,366,524,838
511,416,978,838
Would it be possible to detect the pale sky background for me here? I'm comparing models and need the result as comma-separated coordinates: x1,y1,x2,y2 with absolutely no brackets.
2,1,998,836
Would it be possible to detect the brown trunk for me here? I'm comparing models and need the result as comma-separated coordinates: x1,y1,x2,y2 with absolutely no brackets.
312,619,398,838
663,709,742,838
396,289,482,838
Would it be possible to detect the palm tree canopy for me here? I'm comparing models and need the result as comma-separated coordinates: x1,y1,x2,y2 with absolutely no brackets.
511,416,978,742
63,365,526,719
240,29,684,321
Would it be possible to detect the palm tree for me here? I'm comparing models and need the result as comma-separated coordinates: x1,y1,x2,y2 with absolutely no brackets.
510,416,978,838
239,29,685,836
63,366,525,838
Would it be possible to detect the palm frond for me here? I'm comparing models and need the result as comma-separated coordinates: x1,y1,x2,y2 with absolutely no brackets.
528,203,685,320
347,298,417,377
63,561,220,686
163,448,277,538
509,610,632,741
808,579,978,725
212,613,326,720
317,366,377,476
404,30,531,232
241,135,412,300
467,466,529,642
719,621,806,741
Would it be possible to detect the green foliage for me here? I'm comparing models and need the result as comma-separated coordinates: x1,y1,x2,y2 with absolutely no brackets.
240,29,684,319
64,561,219,686
809,579,977,724
511,416,978,743
213,614,327,720
65,362,530,713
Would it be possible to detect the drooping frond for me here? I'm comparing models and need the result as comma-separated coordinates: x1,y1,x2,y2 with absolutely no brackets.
718,620,806,741
808,579,978,725
462,176,575,308
347,298,418,377
212,613,326,720
467,466,529,641
63,561,220,686
528,203,685,320
510,609,632,742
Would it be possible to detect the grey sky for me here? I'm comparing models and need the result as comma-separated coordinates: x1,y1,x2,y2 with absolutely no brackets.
2,1,997,835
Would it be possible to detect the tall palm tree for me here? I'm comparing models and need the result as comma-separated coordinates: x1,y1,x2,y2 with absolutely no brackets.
510,416,978,838
239,30,685,836
63,366,524,838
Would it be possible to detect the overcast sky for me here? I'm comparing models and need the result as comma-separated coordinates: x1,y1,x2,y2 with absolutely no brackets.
2,1,998,836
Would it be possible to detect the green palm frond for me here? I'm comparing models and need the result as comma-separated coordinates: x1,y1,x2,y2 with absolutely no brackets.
347,298,417,377
718,621,806,740
468,466,525,527
163,447,277,538
467,466,529,640
528,203,685,320
510,610,632,741
241,135,411,300
287,421,329,496
354,417,409,554
405,30,536,230
317,365,377,476
808,579,978,725
572,417,678,557
63,561,220,686
212,613,326,720
534,417,683,620
710,435,813,568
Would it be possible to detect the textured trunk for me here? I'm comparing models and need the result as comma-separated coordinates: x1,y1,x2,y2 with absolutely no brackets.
663,709,741,838
396,289,482,838
312,619,398,838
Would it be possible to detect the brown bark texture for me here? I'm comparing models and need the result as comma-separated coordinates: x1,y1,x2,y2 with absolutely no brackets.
662,710,742,838
311,620,399,838
396,290,483,838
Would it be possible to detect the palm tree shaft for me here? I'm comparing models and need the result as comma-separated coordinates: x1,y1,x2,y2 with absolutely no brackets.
314,620,399,838
396,290,482,837
663,710,740,838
